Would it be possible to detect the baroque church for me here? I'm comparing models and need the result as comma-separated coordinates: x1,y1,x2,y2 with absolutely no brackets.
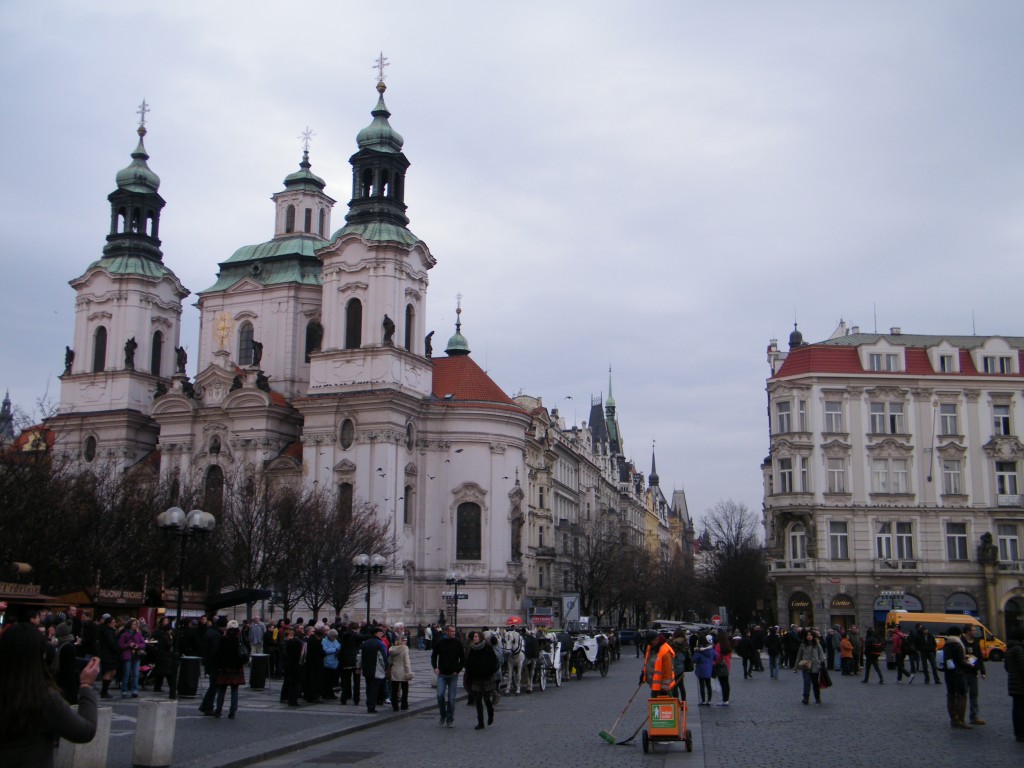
51,79,535,626
48,76,682,626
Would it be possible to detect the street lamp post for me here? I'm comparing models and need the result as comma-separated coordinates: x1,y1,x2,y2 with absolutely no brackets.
352,553,387,625
156,506,216,700
444,571,466,628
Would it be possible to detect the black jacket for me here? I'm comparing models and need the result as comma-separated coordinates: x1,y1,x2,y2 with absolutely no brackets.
431,635,465,675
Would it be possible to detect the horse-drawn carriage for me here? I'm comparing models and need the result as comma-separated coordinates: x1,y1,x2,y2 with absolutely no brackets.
569,632,611,679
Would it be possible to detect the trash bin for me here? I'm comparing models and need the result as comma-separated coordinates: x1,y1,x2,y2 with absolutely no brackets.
249,653,269,690
178,656,202,697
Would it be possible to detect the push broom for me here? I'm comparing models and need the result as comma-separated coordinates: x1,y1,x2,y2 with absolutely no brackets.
598,682,644,743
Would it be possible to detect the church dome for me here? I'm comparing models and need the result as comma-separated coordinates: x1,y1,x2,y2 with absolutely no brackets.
789,323,804,350
446,330,470,356
115,127,160,193
356,82,404,153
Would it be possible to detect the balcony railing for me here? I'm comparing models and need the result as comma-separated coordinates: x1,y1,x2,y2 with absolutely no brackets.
770,558,813,572
875,558,918,572
997,560,1024,574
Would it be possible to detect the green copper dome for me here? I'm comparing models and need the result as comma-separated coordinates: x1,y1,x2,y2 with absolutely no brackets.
445,304,471,356
115,127,160,193
356,82,404,153
284,149,326,191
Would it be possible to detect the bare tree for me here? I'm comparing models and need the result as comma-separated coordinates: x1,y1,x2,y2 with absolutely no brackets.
699,499,768,629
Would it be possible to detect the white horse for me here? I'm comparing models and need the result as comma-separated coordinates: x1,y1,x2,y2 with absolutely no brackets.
501,629,525,695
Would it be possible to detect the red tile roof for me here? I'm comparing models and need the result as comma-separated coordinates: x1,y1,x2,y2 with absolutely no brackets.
774,346,862,377
431,356,526,414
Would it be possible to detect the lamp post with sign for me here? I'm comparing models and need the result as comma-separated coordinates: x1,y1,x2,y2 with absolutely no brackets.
156,507,216,700
352,553,387,625
444,571,467,628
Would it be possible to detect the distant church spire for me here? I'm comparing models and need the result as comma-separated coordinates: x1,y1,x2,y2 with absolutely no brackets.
649,440,660,487
0,390,14,442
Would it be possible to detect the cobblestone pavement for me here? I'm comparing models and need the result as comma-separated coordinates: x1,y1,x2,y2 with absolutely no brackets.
97,650,1024,767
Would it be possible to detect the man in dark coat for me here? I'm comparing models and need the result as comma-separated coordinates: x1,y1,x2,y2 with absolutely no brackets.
303,626,326,703
97,614,120,699
360,626,389,713
339,622,363,705
198,616,225,715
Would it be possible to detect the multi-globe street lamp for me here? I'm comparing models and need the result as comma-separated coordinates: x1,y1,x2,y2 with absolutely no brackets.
352,553,387,625
444,570,467,628
156,506,216,700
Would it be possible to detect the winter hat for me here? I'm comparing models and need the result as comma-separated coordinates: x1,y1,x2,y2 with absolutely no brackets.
227,620,239,630
55,620,73,639
215,616,228,628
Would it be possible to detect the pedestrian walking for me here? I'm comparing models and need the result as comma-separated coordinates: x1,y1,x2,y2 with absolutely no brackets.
389,635,413,710
339,623,363,706
942,625,975,729
891,626,914,683
213,621,247,719
765,626,782,680
962,624,987,725
861,627,885,684
713,631,732,706
796,630,826,704
917,625,940,684
117,618,145,698
693,634,715,705
96,615,119,699
322,628,341,700
359,627,389,714
198,616,225,715
465,630,499,729
431,624,465,727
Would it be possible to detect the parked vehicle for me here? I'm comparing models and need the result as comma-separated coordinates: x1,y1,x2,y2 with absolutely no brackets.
618,628,637,645
885,611,1007,661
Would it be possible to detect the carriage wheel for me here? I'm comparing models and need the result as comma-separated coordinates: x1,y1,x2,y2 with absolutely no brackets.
598,650,610,677
538,659,548,691
642,730,650,753
554,664,562,687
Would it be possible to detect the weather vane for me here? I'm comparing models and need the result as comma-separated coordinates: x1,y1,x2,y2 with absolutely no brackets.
299,126,316,153
136,99,150,129
373,52,390,83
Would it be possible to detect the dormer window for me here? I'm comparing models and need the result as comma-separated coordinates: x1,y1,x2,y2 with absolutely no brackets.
983,355,1014,374
939,354,955,372
869,353,901,372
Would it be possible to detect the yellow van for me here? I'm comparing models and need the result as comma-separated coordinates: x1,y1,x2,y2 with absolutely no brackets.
885,611,1007,661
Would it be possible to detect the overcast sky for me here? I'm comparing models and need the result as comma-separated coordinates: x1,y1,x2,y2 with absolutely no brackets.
2,1,1023,530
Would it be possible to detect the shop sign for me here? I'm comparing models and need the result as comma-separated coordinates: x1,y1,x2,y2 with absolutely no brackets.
96,589,143,603
831,595,855,610
0,582,42,596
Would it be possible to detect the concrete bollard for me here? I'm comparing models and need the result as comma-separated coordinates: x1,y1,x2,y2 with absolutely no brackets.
132,699,178,768
56,705,112,768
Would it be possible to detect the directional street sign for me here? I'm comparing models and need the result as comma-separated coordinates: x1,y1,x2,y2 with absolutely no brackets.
442,592,468,599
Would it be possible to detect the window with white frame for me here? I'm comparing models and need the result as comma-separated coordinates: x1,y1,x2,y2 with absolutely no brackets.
942,459,962,495
869,352,900,371
789,523,807,561
873,458,909,493
869,353,883,371
798,400,807,432
994,404,1011,436
776,401,791,434
778,457,793,493
939,353,955,373
893,459,908,493
983,355,1013,374
895,521,914,559
875,522,893,559
829,521,849,560
939,403,959,435
824,401,843,433
826,458,846,493
946,522,968,560
800,456,809,492
871,459,889,493
996,461,1019,495
869,401,905,434
998,523,1020,561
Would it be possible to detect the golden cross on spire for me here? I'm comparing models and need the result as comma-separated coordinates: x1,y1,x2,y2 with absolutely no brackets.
373,52,390,83
136,99,150,129
298,126,316,153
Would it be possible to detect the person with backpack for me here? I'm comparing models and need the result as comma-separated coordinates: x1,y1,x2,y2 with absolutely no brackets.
861,627,885,684
892,627,915,683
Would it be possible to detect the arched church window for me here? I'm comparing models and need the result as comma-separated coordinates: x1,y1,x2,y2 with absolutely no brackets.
393,174,403,202
403,484,413,525
339,419,355,450
318,208,325,237
131,207,142,233
381,170,391,197
361,168,373,197
404,304,414,351
117,207,127,233
305,320,324,363
344,299,362,350
204,465,224,516
151,330,163,376
238,322,255,366
456,502,482,561
304,208,312,233
92,326,107,373
338,482,353,524
285,205,295,233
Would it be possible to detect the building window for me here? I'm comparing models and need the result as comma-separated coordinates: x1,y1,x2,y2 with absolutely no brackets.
895,521,914,559
456,502,482,560
893,459,908,493
942,459,962,495
151,330,163,376
998,523,1020,561
304,320,323,363
824,401,843,433
303,207,312,233
404,304,414,352
872,458,909,493
826,458,846,493
994,404,1011,436
238,322,254,366
83,435,97,463
403,485,413,526
789,523,807,560
539,487,545,508
318,208,325,237
339,419,355,450
344,299,362,349
338,482,353,524
939,403,958,435
996,461,1019,495
799,456,809,492
829,521,849,560
285,204,295,233
797,400,807,432
939,353,955,372
946,522,968,561
92,326,107,373
776,401,791,434
869,401,904,434
871,459,889,493
869,353,900,371
778,458,793,493
875,522,892,559
204,465,224,517
983,355,1013,374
